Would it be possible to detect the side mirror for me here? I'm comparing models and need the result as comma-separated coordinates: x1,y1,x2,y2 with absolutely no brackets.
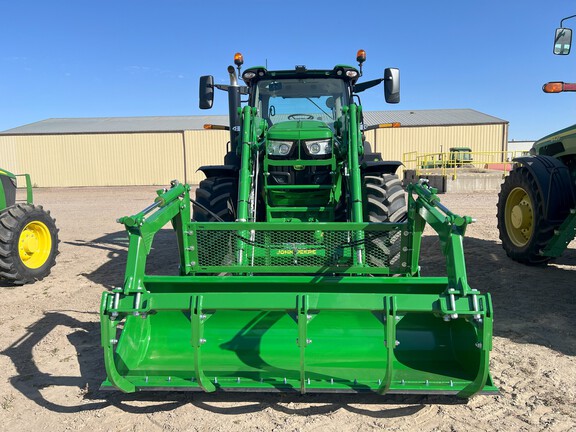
384,68,400,104
199,75,214,109
554,28,572,55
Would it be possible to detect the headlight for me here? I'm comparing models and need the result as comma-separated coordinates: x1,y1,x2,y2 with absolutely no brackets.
268,140,294,156
304,139,332,155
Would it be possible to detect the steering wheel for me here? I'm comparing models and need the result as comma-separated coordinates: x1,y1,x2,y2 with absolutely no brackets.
288,113,314,120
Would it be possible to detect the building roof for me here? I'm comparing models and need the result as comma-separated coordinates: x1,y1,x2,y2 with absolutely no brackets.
363,109,507,129
0,115,229,135
0,109,507,135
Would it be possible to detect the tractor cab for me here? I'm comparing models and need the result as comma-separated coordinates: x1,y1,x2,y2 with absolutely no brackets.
448,147,473,166
251,74,349,128
242,67,358,222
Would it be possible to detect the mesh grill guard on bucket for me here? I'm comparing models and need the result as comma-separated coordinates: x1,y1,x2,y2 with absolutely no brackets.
101,182,497,398
192,223,406,274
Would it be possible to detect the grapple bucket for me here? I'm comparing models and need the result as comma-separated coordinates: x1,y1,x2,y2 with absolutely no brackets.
101,182,496,397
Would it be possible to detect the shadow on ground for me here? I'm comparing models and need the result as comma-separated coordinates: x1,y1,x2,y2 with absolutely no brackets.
0,310,457,415
65,229,179,289
419,235,576,356
4,230,572,413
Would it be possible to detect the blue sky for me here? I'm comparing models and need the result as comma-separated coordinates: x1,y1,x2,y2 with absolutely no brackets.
1,0,575,141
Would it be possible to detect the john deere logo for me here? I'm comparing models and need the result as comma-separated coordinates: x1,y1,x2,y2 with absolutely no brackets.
274,249,317,256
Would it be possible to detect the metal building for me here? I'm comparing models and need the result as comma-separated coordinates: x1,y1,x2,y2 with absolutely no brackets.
0,109,508,187
363,109,508,160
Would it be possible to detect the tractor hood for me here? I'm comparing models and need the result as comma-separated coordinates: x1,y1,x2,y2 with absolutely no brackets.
532,122,576,157
267,120,333,141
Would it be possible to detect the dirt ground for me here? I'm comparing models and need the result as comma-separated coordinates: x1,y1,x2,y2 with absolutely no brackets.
0,186,575,432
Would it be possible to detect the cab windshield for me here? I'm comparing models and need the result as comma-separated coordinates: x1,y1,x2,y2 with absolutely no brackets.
255,78,349,126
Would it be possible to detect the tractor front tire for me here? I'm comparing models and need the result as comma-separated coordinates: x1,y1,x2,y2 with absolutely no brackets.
193,177,238,222
0,204,59,285
497,167,556,265
364,174,407,268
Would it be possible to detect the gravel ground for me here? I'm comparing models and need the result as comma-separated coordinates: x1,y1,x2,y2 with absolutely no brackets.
0,186,575,431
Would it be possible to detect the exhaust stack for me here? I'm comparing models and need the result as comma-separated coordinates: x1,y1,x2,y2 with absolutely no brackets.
226,65,242,166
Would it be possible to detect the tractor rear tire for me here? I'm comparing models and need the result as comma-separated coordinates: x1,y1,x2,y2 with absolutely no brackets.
0,204,59,285
193,177,238,222
364,174,407,268
497,167,558,265
365,174,407,223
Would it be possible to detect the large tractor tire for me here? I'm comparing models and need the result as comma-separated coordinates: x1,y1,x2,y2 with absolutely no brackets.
363,173,407,268
0,204,59,284
365,174,407,223
193,176,238,222
497,167,558,265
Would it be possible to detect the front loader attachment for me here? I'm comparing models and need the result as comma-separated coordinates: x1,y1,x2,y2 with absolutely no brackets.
100,181,496,397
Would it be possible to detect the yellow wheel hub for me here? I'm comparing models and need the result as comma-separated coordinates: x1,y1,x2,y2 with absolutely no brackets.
505,187,534,247
18,221,52,269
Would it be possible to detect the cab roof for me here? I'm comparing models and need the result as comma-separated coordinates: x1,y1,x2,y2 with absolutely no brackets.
241,65,361,86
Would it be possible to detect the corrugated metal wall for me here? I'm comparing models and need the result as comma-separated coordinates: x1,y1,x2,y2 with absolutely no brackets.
0,139,18,172
0,131,230,187
184,130,229,184
0,124,506,187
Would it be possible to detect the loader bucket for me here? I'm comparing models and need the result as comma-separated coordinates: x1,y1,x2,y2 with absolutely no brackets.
101,182,497,397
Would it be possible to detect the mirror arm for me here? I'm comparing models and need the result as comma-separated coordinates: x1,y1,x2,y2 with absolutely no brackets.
354,78,384,93
561,14,576,27
214,84,249,95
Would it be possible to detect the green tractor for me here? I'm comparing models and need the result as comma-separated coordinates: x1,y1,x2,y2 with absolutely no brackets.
448,147,474,167
497,20,576,264
0,168,58,284
421,147,474,169
100,51,496,397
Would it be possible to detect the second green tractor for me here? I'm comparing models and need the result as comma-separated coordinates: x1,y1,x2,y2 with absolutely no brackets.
497,20,576,264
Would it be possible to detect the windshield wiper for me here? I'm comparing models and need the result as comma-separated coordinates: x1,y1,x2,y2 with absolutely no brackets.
306,98,332,118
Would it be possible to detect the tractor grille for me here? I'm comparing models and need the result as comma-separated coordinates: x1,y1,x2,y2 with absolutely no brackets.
191,223,409,275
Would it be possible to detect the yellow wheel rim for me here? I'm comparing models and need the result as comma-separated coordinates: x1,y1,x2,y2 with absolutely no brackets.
18,221,52,269
504,187,534,247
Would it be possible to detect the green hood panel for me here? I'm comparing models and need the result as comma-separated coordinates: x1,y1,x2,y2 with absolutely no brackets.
267,121,333,141
533,123,576,157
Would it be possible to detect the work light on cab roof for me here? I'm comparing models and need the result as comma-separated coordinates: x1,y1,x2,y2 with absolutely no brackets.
356,49,366,75
234,52,244,74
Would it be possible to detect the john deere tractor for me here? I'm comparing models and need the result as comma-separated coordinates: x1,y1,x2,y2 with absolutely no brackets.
0,168,58,284
497,20,576,264
100,51,496,397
